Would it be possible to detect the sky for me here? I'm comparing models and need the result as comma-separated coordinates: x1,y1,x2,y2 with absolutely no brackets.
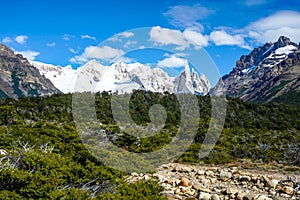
1,0,300,77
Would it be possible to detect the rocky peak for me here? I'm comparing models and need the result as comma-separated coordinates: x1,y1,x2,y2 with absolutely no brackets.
0,43,61,99
275,36,295,48
212,36,300,102
183,60,191,83
0,43,15,57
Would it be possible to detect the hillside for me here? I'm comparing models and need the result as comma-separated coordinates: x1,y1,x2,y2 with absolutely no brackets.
0,92,299,199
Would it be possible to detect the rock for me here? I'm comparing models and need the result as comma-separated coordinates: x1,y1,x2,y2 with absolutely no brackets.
225,188,238,195
282,186,293,195
253,194,272,200
219,171,232,181
197,169,206,175
268,188,276,196
239,176,251,182
243,192,256,200
181,177,189,187
205,170,214,177
198,192,211,200
263,176,278,188
210,194,220,200
210,178,217,184
185,197,197,200
193,184,203,191
236,192,246,200
167,179,173,185
160,190,174,197
283,181,294,187
173,194,183,200
144,174,150,181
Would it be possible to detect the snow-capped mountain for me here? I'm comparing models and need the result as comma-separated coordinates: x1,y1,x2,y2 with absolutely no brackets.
212,36,300,102
32,59,210,95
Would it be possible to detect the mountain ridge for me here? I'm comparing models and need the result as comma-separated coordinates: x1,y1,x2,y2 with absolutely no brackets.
32,59,211,95
0,43,61,99
212,36,300,103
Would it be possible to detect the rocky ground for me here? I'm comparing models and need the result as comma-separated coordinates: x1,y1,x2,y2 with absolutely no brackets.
127,163,300,200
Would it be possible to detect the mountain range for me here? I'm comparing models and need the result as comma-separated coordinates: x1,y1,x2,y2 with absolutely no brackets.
0,36,299,104
31,57,210,95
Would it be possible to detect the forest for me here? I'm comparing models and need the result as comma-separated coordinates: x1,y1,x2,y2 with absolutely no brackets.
0,91,299,199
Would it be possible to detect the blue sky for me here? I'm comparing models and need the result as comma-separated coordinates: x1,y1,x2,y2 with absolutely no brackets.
1,0,300,76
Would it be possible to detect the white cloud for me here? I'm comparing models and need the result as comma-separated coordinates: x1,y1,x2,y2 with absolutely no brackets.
183,29,209,49
210,30,250,49
124,40,137,48
70,45,124,64
15,50,40,61
246,10,300,42
108,31,134,42
81,34,96,41
47,42,56,47
157,55,186,68
244,0,266,6
15,35,28,44
149,26,208,50
163,4,214,32
69,48,79,54
2,37,13,44
63,34,74,41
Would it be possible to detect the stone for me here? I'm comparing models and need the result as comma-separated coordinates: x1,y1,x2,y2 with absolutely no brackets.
210,178,217,184
144,174,150,181
219,171,232,181
131,172,139,177
210,194,220,200
284,181,294,187
160,190,174,197
253,194,272,200
198,192,211,200
263,176,278,188
225,188,238,195
282,186,293,195
239,176,251,182
167,179,173,185
181,177,189,187
236,193,246,200
173,194,183,200
243,192,256,200
193,184,203,191
197,169,206,175
185,197,197,200
205,170,214,177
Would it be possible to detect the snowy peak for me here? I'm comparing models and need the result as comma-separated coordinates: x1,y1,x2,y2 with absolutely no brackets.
33,60,211,95
237,36,299,75
174,61,210,95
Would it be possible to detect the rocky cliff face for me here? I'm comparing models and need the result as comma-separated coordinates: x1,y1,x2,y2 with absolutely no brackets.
212,36,300,102
174,60,210,95
0,44,61,99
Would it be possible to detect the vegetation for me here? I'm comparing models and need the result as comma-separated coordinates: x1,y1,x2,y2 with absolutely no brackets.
0,91,299,198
